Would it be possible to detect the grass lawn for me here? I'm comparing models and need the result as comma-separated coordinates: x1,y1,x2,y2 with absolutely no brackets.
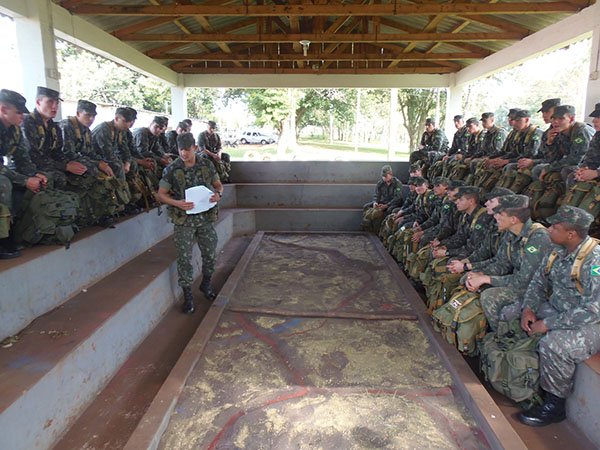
225,138,410,161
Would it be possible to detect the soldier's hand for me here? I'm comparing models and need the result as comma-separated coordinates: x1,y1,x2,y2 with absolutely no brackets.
66,161,88,176
530,320,548,334
411,231,423,242
447,260,464,274
517,158,533,169
521,308,537,333
432,247,446,258
124,162,131,174
25,176,43,193
178,200,195,211
575,168,598,181
35,173,48,184
431,238,440,248
539,169,547,182
99,161,114,177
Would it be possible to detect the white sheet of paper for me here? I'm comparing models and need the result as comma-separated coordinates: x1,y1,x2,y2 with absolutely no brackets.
184,185,217,214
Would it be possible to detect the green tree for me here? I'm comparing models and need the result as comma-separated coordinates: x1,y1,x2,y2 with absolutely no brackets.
398,89,446,151
186,88,220,119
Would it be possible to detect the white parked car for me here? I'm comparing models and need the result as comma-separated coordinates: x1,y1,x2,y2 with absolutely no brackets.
238,131,276,145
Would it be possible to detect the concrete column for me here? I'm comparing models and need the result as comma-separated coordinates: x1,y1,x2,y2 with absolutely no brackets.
14,0,60,107
445,83,463,139
170,84,187,125
585,24,600,120
388,87,398,160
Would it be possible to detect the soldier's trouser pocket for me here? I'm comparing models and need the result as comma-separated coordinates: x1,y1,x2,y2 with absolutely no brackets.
0,203,11,239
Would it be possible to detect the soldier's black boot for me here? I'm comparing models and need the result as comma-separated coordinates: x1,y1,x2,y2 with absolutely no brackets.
517,391,566,427
0,237,21,259
199,276,217,301
182,287,195,314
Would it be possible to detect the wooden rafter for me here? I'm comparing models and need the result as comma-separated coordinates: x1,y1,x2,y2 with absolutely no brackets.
176,66,456,74
121,31,524,43
71,2,580,17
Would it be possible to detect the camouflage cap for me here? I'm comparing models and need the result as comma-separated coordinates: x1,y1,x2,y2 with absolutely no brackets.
408,163,422,173
207,120,217,129
177,121,190,131
153,116,168,127
589,103,600,119
466,117,479,126
0,89,29,113
177,132,196,150
552,105,576,118
412,176,428,186
481,112,494,120
433,176,450,186
448,179,467,190
36,86,62,101
513,109,531,119
455,186,481,198
508,108,522,119
484,186,514,200
547,205,594,228
126,107,137,121
76,99,97,115
381,164,393,176
407,176,417,185
493,194,529,213
161,116,169,125
183,118,193,126
453,114,463,121
538,98,561,113
425,118,435,125
116,107,136,122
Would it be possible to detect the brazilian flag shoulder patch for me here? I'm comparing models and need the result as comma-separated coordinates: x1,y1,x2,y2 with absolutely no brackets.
443,204,450,209
526,245,539,254
496,134,503,140
591,266,600,276
474,224,483,230
575,137,584,144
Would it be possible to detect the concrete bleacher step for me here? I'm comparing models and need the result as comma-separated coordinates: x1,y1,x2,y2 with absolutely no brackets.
230,160,410,184
0,209,172,341
51,235,253,450
568,354,600,447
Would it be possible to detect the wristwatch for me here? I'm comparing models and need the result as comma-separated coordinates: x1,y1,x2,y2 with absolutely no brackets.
464,262,469,272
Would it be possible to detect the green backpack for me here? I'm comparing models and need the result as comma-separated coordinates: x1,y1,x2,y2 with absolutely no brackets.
15,189,80,246
432,287,487,356
479,318,543,406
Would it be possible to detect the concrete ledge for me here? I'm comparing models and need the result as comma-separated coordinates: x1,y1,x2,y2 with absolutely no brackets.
0,210,172,341
254,208,363,231
235,183,373,208
231,161,410,183
568,354,600,448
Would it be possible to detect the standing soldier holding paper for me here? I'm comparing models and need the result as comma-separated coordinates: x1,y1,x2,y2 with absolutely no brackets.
157,132,224,314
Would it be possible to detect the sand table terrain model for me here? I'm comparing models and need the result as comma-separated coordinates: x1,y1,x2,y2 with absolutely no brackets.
158,233,490,449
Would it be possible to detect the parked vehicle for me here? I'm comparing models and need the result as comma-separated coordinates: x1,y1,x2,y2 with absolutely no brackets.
238,130,276,145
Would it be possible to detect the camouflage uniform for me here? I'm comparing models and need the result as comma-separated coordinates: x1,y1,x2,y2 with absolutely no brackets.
0,119,37,237
418,128,449,173
134,127,169,170
197,130,231,182
480,217,551,330
21,109,66,187
160,157,220,288
522,213,600,398
62,114,129,223
497,124,543,193
362,171,404,233
443,126,470,178
530,121,595,220
92,121,128,181
166,130,178,155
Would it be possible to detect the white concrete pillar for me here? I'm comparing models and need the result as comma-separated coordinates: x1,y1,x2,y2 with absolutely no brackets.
388,87,398,160
585,24,600,120
170,84,187,125
14,0,60,108
445,82,463,138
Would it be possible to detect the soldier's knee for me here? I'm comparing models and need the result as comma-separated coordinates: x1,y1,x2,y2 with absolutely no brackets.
0,174,13,197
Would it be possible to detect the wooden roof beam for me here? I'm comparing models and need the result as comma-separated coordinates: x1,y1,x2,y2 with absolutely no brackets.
72,2,581,16
122,31,524,43
176,66,455,74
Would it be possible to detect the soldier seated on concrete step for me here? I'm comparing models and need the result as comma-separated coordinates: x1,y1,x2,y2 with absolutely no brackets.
465,195,551,331
564,103,600,234
360,164,403,234
518,206,600,427
166,121,190,157
0,89,48,258
379,175,420,244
